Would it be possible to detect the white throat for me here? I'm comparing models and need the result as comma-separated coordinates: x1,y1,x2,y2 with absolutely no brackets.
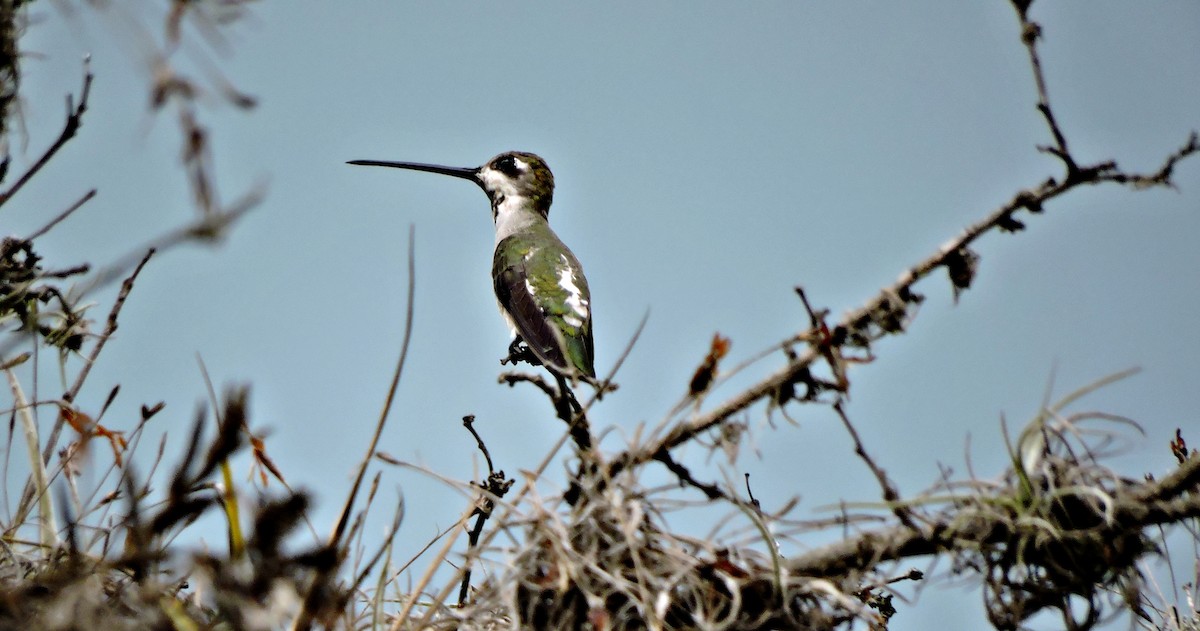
493,195,543,244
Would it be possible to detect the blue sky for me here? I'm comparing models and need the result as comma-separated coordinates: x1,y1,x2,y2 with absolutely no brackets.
10,2,1200,628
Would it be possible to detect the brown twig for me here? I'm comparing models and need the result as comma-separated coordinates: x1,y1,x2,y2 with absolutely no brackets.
458,415,495,605
83,185,263,293
40,249,155,467
458,466,514,606
392,502,478,631
64,247,153,404
345,496,405,608
1015,12,1075,175
1099,131,1200,190
593,308,649,400
499,371,556,400
744,472,762,513
462,414,495,474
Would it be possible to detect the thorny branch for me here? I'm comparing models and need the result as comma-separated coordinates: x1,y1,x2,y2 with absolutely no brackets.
601,14,1199,487
462,3,1200,628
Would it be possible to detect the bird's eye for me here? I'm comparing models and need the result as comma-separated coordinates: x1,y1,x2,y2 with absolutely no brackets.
493,155,521,176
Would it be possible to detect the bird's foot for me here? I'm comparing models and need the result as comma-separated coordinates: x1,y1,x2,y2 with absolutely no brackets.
501,337,542,368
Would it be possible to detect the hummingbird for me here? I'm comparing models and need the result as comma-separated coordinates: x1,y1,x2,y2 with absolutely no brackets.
348,151,596,383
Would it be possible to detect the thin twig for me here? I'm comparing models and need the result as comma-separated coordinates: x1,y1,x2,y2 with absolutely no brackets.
24,189,97,241
41,249,155,466
588,307,651,401
832,401,917,530
68,244,152,401
0,187,264,360
295,226,415,628
1012,9,1076,177
0,62,93,208
745,473,761,513
414,338,654,628
295,224,416,630
391,502,478,631
498,371,556,400
458,469,513,606
462,415,494,474
1100,131,1200,190
77,185,263,295
345,494,405,602
327,224,416,548
455,414,510,605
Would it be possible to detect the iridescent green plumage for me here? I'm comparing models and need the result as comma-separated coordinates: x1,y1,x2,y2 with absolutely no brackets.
493,222,594,378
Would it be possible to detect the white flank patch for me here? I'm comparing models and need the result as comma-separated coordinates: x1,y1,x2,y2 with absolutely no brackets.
557,255,589,328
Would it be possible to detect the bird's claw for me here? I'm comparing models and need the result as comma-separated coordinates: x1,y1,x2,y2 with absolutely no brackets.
501,337,542,368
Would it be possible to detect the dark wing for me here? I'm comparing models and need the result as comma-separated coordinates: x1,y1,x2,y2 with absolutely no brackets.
493,236,595,378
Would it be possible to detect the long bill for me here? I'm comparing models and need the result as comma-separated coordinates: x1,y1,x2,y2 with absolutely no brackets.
346,159,479,184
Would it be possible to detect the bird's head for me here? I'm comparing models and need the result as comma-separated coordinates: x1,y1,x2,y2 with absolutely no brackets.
476,152,555,218
347,150,555,219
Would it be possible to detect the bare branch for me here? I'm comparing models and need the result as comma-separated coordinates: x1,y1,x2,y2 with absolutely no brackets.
1099,131,1200,190
0,60,93,208
654,447,733,502
605,111,1197,489
24,189,97,241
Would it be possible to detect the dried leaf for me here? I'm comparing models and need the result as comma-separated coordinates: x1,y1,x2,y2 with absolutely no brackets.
688,333,731,396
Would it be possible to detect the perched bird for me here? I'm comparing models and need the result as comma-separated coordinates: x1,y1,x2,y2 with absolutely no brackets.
348,151,596,382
